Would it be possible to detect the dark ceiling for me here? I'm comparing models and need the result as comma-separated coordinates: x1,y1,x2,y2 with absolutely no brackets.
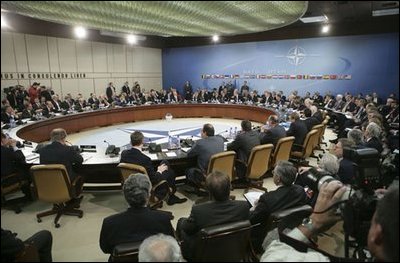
1,1,398,49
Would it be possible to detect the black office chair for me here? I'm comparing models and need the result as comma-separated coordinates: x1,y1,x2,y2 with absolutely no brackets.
192,220,255,262
110,241,141,262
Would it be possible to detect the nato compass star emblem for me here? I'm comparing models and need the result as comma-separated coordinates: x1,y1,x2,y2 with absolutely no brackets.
275,46,319,66
118,126,202,144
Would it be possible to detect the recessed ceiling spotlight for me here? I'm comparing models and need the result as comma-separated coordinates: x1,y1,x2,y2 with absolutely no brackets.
212,35,219,42
74,26,87,39
322,25,330,33
127,34,137,44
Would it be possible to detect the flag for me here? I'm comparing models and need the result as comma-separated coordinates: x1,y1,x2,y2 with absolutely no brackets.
290,75,296,79
330,75,337,80
303,75,309,79
323,75,330,80
297,75,303,79
266,75,272,79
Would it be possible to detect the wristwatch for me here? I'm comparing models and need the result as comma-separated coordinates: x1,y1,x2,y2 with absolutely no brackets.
301,217,315,233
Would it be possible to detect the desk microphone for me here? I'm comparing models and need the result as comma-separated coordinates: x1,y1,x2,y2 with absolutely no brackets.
104,140,110,146
216,130,228,136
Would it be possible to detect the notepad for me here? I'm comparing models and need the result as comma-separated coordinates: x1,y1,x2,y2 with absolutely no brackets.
243,191,264,207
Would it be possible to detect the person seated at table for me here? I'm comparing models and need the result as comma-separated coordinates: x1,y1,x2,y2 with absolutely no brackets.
185,123,225,189
100,174,175,260
1,131,32,200
120,131,187,205
286,112,308,152
176,171,250,261
227,120,260,179
259,115,286,148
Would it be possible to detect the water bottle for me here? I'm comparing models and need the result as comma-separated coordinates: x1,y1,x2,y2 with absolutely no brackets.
168,135,173,149
177,135,181,149
229,127,233,139
10,116,16,128
234,127,237,137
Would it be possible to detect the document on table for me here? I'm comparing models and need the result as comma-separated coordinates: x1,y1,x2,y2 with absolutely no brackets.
165,152,177,157
181,147,191,153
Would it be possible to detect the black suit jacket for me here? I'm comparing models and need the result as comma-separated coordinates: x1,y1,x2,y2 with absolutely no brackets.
1,146,26,178
249,185,308,250
99,207,174,254
363,137,383,154
286,120,308,147
39,141,83,180
304,116,320,131
178,199,249,260
259,125,286,147
120,147,163,184
227,130,260,163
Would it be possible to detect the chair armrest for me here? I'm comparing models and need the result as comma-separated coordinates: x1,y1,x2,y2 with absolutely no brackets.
112,241,141,260
200,220,252,237
270,205,313,220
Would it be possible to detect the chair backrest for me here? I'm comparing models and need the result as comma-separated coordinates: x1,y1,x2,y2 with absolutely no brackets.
193,220,253,262
246,144,274,180
269,204,313,231
110,241,141,262
30,164,72,204
301,129,319,158
271,136,295,168
117,163,148,183
207,151,236,181
311,124,324,148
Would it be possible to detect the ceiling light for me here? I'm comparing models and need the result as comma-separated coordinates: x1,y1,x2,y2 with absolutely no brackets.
300,15,328,23
1,14,8,28
322,25,330,33
372,8,399,16
74,26,87,39
212,35,219,42
127,35,137,44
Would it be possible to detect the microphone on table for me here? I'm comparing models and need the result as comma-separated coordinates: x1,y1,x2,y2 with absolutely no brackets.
216,130,229,142
104,140,119,155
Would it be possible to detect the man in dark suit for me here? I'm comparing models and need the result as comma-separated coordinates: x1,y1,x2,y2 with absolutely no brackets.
183,81,193,101
121,81,131,96
286,112,308,151
227,120,260,179
186,123,225,187
303,108,320,131
240,81,250,95
1,106,19,124
363,122,383,154
177,171,250,261
38,128,84,197
249,160,308,252
100,174,175,260
120,131,187,205
259,115,286,147
1,132,30,198
106,82,116,103
334,138,355,184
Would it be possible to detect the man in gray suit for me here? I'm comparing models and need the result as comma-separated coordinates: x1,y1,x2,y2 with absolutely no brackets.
259,115,286,148
227,120,260,179
186,123,224,187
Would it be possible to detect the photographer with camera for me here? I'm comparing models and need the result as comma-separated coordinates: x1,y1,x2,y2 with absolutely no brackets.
261,181,399,262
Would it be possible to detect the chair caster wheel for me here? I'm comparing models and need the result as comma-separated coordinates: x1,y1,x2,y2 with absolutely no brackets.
55,223,60,228
15,208,22,214
37,218,42,223
78,212,83,218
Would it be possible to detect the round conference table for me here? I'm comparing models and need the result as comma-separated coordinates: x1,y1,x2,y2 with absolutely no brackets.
13,103,276,188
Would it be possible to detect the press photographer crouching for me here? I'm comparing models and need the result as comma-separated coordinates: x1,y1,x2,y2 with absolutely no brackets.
261,181,398,262
287,147,398,261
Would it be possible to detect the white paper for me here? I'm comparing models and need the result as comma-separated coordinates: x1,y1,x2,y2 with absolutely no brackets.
243,191,264,207
181,147,191,153
145,153,158,160
165,152,177,157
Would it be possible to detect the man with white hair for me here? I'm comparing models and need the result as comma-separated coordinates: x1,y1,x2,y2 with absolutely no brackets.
139,234,183,262
363,122,383,153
